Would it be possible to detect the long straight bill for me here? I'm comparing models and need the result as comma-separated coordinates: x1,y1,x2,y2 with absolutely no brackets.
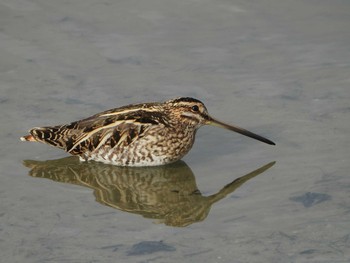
206,117,275,145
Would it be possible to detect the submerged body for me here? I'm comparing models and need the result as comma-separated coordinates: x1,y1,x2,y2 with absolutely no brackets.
21,97,275,166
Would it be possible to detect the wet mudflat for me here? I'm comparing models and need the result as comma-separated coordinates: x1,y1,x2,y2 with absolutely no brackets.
1,0,349,262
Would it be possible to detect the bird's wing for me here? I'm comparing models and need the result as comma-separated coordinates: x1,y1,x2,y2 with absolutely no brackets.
63,108,168,154
27,107,168,155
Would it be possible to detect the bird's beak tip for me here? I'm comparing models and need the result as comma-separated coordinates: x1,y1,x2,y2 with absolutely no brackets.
267,140,276,146
204,116,275,146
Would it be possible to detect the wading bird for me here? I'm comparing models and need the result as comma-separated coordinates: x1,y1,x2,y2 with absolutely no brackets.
21,97,275,166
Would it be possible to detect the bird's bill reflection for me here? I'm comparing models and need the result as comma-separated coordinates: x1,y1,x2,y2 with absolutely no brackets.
23,157,275,227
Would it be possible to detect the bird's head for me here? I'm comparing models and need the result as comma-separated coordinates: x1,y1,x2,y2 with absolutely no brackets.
165,97,209,128
165,97,275,145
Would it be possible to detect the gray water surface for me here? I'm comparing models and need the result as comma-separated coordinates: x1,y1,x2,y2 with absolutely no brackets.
1,0,350,262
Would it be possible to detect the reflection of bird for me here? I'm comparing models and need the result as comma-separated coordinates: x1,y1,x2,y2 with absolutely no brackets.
24,157,275,227
20,97,275,166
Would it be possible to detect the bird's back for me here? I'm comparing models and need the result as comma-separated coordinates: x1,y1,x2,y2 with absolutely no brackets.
21,102,195,166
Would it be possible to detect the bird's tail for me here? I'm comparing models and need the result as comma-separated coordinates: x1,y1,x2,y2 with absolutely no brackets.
20,127,66,150
20,134,36,142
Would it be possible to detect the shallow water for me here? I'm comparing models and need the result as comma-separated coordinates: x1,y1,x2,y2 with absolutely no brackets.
1,0,350,262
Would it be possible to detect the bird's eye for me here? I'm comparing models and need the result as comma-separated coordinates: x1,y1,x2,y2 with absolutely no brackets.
191,105,199,112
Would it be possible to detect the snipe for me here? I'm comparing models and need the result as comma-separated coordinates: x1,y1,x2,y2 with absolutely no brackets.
20,97,275,166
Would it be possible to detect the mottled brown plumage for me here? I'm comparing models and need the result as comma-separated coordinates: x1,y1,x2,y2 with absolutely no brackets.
20,97,275,166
